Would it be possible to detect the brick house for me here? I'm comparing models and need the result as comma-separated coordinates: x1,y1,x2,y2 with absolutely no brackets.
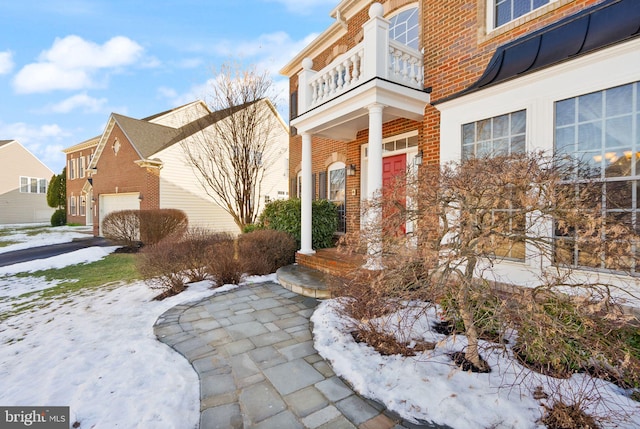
63,99,289,236
281,0,640,283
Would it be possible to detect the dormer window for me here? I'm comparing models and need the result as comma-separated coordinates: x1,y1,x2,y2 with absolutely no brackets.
389,6,419,50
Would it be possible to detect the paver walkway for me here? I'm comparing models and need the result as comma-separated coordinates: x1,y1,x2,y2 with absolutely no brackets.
154,282,442,429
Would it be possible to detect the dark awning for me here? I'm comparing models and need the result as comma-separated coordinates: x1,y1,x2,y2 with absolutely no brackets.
447,0,640,100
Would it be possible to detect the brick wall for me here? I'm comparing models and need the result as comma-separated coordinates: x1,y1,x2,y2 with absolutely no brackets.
287,0,606,237
65,147,95,225
91,125,160,235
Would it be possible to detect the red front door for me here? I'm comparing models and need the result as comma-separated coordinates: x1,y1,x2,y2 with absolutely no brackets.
382,153,406,235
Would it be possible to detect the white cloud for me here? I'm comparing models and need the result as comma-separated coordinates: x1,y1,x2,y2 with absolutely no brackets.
13,35,144,93
0,51,14,75
0,121,70,172
44,93,108,113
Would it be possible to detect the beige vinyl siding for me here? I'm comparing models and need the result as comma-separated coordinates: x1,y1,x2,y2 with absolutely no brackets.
157,143,240,234
0,141,54,224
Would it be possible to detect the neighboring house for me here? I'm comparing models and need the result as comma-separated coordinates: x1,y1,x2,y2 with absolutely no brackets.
63,100,289,236
63,136,99,226
0,139,54,224
281,1,640,284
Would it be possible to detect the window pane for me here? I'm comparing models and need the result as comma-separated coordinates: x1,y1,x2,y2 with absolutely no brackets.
605,151,632,177
408,135,419,147
496,1,511,27
494,138,509,156
462,144,474,160
605,116,632,149
511,110,526,134
511,135,526,154
513,0,529,19
396,139,407,150
606,84,633,116
578,122,602,151
606,181,632,209
477,119,491,141
20,177,28,193
555,127,574,154
556,99,575,127
329,168,345,202
30,178,38,193
462,123,475,144
493,114,509,138
39,179,47,194
578,92,602,122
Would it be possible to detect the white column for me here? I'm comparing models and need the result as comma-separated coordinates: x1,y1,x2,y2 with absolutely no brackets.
364,103,385,269
300,132,315,254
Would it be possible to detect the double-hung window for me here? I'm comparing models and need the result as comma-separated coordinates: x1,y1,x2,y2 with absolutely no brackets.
554,81,640,273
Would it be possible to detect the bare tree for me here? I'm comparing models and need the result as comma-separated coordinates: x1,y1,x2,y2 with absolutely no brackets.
181,63,283,231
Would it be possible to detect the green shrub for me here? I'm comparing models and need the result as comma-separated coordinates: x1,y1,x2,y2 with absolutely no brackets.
242,223,260,233
50,209,66,227
239,229,297,275
259,198,338,250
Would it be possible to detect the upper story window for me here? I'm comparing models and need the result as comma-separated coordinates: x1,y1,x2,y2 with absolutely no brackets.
493,0,551,28
389,7,419,50
68,158,76,180
462,110,526,160
20,177,47,194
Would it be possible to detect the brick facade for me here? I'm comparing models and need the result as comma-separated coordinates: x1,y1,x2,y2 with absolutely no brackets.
90,125,160,236
64,141,96,226
287,0,609,232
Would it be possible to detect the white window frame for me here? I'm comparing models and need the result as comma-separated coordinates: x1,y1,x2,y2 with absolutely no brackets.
79,156,85,178
68,158,76,180
487,0,555,30
388,5,420,50
70,196,77,216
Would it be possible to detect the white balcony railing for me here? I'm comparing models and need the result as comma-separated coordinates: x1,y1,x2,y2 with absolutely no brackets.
296,3,424,115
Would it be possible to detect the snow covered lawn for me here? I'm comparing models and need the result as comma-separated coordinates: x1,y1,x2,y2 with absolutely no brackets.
0,225,220,428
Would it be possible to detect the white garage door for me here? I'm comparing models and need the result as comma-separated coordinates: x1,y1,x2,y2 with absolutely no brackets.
99,193,140,236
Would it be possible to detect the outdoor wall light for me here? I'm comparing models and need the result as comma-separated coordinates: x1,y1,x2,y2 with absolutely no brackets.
138,194,143,201
346,164,357,176
414,150,423,166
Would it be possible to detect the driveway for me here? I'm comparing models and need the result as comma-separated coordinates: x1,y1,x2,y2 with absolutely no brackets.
0,237,114,267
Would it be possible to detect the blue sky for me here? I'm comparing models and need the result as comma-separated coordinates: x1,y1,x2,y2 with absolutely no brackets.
0,0,336,174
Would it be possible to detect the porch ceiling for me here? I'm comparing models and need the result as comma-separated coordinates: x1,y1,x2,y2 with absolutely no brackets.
291,78,430,141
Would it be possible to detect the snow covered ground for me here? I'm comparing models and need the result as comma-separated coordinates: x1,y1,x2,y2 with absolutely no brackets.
0,225,238,428
1,224,639,429
312,300,640,429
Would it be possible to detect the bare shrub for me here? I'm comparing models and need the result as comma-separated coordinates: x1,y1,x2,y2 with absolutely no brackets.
207,236,243,286
238,229,296,275
542,401,600,429
102,210,140,247
138,238,189,300
139,209,188,245
170,228,224,283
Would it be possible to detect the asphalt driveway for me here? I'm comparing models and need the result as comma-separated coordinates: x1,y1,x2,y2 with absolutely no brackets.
0,237,114,268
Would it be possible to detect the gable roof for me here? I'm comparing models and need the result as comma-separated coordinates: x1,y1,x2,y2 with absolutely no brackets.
111,113,181,159
450,0,640,100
